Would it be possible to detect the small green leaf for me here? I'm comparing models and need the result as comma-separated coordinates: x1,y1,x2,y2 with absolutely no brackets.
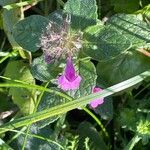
13,15,49,52
64,0,98,30
97,50,150,86
4,60,36,114
83,25,131,61
31,55,62,82
107,14,150,47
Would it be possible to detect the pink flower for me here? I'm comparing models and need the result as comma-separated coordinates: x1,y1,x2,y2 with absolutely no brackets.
58,57,82,91
90,87,104,108
39,15,83,63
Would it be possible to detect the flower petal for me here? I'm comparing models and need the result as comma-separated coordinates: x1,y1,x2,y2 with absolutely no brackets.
44,54,52,64
90,99,104,108
58,74,82,91
65,57,76,82
90,87,104,108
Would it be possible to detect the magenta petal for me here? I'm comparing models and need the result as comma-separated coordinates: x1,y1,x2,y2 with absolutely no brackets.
90,87,104,108
58,57,82,91
44,54,52,64
93,87,103,93
58,74,82,91
90,99,104,108
65,57,76,82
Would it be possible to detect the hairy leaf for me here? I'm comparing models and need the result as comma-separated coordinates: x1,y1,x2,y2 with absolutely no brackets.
13,15,49,52
107,14,150,47
83,25,131,61
97,50,150,86
64,0,98,30
11,125,61,150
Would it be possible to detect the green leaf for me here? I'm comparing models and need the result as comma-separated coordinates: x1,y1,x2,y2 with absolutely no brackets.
83,25,131,61
48,10,64,25
77,121,108,150
11,124,61,150
97,50,150,86
107,14,150,47
110,0,140,13
36,87,67,128
64,0,98,30
13,15,49,52
31,55,62,82
4,60,36,114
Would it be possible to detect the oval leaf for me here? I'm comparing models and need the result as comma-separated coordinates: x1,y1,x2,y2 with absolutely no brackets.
13,15,49,52
83,25,131,61
64,0,98,30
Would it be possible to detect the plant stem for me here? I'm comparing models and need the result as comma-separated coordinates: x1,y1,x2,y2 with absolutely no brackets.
83,107,109,138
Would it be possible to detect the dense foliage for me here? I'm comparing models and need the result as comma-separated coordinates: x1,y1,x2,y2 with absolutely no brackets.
0,0,150,150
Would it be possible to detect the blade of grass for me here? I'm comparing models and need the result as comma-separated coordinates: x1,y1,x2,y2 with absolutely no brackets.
0,82,72,101
0,70,149,134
